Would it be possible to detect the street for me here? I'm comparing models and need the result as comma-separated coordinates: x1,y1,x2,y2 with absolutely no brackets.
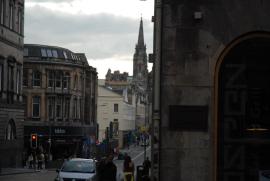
115,144,151,181
0,145,151,181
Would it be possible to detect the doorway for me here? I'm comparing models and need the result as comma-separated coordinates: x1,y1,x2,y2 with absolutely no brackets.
217,35,270,181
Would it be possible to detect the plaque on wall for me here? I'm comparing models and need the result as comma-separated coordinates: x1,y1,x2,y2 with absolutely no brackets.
169,105,208,131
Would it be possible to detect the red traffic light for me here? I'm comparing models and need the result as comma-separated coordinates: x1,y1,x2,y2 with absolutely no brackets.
32,135,37,140
31,134,38,148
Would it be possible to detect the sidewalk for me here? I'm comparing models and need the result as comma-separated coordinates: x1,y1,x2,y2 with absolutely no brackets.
0,168,37,176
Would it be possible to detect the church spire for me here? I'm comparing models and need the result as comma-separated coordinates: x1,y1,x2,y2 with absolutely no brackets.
137,17,145,48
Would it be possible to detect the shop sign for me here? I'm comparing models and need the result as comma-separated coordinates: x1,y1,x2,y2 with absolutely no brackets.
54,128,66,134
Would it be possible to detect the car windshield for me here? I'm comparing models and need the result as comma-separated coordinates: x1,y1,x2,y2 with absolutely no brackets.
61,160,95,173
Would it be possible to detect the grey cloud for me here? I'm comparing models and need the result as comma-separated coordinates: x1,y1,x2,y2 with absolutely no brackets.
24,5,153,60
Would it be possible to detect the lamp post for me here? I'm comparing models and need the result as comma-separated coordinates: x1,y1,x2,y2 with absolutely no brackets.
48,124,52,161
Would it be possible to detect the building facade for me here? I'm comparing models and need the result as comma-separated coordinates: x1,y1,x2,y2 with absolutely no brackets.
97,80,135,148
152,0,270,181
23,44,97,160
105,69,130,91
0,0,24,168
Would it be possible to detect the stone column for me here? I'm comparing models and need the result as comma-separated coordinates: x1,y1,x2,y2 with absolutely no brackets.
13,63,17,102
2,57,7,99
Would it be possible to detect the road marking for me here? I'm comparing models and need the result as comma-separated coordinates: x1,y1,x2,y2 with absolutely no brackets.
132,146,150,161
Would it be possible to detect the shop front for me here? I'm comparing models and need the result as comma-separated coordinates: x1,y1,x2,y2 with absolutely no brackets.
24,125,96,160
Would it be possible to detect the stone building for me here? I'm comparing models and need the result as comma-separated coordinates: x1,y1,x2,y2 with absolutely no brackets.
132,18,149,132
152,0,270,181
105,69,130,91
97,80,135,149
0,0,24,168
133,18,148,90
23,44,97,160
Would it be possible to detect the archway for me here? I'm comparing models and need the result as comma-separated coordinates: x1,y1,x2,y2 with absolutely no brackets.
216,33,270,181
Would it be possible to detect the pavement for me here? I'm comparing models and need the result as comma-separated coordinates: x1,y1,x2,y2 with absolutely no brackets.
0,168,38,176
0,162,56,176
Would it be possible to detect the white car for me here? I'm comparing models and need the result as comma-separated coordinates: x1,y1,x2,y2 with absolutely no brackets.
55,158,97,181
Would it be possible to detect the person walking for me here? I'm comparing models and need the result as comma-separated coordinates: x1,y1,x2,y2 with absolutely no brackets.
123,155,134,181
37,152,44,170
28,153,34,169
143,157,151,177
97,154,117,181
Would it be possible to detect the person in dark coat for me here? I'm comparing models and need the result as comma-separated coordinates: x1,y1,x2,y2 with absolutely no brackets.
143,157,151,176
97,154,117,181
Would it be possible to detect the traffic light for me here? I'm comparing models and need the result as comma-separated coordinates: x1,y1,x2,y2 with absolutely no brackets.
31,133,38,148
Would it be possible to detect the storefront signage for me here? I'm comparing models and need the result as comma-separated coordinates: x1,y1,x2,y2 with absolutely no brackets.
169,105,208,131
54,128,66,134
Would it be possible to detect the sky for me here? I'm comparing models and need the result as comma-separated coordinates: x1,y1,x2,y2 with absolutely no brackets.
24,0,154,79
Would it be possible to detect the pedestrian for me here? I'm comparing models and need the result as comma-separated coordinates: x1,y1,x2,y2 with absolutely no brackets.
123,155,134,181
28,153,34,169
37,152,44,170
33,152,37,170
97,154,117,181
44,152,48,169
143,157,151,176
136,136,140,146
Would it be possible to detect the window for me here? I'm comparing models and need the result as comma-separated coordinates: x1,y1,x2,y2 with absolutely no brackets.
113,119,119,136
48,70,54,88
63,51,68,59
0,0,5,25
17,8,23,34
80,74,84,90
32,96,40,118
114,104,118,112
63,72,70,89
9,2,14,29
48,97,55,119
0,64,3,92
78,98,81,119
8,63,14,91
74,74,78,89
41,49,47,57
16,67,21,94
56,97,62,119
52,50,58,58
55,71,62,88
73,97,77,119
64,97,70,119
23,69,28,87
7,63,14,103
32,71,41,87
46,49,52,57
5,120,16,140
24,48,28,56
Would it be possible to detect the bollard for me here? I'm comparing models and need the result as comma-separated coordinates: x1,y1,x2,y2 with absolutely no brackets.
136,165,144,181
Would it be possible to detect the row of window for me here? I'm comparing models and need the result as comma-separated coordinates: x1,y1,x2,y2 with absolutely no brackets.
0,60,22,101
32,96,81,120
24,47,82,62
0,0,24,34
23,69,81,90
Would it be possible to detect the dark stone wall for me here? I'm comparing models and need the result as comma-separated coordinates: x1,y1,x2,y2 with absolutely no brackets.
159,0,270,180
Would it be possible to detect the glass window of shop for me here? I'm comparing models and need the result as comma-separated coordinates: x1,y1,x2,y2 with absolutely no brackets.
32,96,40,118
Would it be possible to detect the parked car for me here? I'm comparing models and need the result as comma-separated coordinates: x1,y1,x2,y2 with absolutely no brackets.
55,158,97,181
